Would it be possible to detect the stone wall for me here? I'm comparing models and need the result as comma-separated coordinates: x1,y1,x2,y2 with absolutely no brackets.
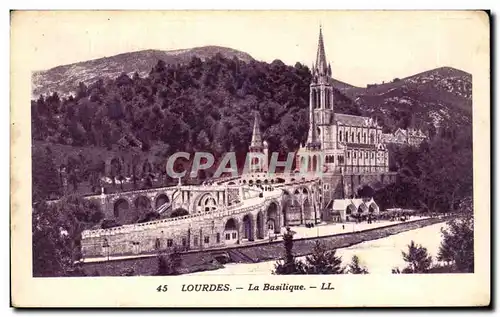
81,192,283,259
81,217,445,276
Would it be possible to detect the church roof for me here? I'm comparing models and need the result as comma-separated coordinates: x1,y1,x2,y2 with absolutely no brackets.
332,199,351,211
394,128,407,137
408,128,427,138
335,113,379,127
351,198,365,208
328,198,378,211
325,199,334,209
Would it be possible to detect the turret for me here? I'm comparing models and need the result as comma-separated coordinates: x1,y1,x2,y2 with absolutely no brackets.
248,111,268,173
249,111,263,152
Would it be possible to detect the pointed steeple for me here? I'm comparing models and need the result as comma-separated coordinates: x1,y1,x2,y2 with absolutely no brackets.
250,111,263,150
315,26,328,76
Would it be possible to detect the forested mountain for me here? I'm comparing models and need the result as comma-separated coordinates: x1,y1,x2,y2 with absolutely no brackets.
32,46,255,98
32,55,363,161
342,67,472,134
31,52,473,200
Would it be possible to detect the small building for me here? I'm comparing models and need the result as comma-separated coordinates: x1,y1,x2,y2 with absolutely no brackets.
381,128,427,147
323,198,380,222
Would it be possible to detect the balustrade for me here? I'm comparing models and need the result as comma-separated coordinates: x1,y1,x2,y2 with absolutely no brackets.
81,189,283,238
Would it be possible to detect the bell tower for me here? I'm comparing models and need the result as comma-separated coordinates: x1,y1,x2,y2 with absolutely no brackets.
308,26,336,150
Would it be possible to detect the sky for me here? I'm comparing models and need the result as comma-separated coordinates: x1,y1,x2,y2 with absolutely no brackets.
12,10,488,87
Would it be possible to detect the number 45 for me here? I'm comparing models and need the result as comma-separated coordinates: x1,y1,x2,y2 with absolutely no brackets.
157,285,168,292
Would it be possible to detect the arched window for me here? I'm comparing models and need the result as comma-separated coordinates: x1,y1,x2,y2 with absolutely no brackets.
363,133,367,143
370,133,374,144
347,151,350,159
345,131,348,141
351,132,355,142
353,152,356,159
339,132,342,142
357,132,360,142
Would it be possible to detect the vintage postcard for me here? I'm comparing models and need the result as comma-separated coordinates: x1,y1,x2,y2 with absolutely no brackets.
10,10,490,307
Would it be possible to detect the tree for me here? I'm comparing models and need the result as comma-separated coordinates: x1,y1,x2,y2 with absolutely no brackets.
156,247,182,275
32,146,62,202
302,241,344,274
32,202,73,277
273,228,306,275
117,175,125,191
131,154,141,189
170,208,188,218
32,194,101,277
101,219,121,229
347,255,369,274
398,240,433,273
374,126,472,216
138,212,160,223
438,211,474,272
68,171,79,192
143,175,153,189
357,185,375,199
88,170,101,194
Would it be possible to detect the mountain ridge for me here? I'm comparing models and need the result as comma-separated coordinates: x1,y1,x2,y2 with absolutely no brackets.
31,46,472,137
32,45,256,98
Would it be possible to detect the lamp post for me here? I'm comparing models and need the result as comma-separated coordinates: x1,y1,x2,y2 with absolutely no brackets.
187,224,191,251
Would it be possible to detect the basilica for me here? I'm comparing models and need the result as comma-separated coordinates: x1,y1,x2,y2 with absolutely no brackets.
243,27,395,218
78,29,401,263
295,27,389,176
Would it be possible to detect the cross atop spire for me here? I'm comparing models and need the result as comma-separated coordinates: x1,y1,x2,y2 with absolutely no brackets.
315,26,328,76
250,111,263,150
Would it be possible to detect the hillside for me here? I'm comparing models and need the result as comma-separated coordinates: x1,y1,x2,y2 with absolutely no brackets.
31,53,472,157
31,46,255,97
31,53,473,203
341,67,472,132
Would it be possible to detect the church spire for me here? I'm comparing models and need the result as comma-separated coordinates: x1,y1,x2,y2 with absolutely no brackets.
250,111,263,150
315,26,328,76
